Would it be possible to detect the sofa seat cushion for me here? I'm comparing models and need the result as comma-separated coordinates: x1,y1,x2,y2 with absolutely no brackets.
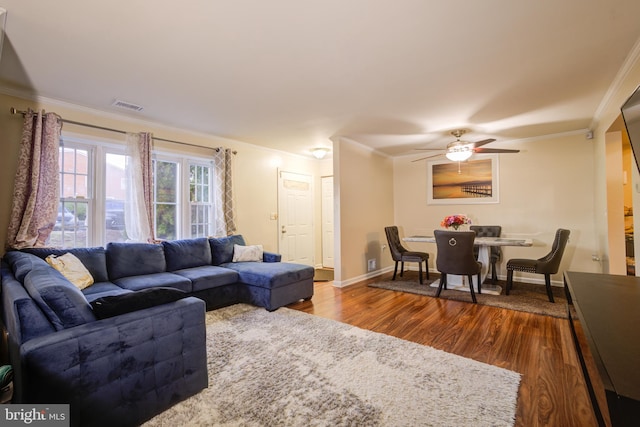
23,268,96,330
162,238,212,271
221,262,314,289
113,272,192,292
106,242,167,280
172,266,239,292
82,282,133,303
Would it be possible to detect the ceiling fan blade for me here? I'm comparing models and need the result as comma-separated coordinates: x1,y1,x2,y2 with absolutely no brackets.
414,148,446,151
471,138,496,148
473,148,520,154
411,153,444,162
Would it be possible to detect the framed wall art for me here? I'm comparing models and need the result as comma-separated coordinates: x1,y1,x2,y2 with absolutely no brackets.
427,155,499,205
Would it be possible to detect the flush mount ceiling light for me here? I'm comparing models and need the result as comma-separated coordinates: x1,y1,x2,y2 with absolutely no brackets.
311,147,330,159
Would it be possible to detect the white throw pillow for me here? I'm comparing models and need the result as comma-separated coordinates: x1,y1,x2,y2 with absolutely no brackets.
232,244,263,262
45,253,94,290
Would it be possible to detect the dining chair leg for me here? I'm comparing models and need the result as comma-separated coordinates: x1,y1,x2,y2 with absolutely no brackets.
425,261,430,280
418,262,423,285
436,274,446,297
467,274,477,303
392,262,399,280
477,273,482,294
491,262,498,285
400,262,405,278
506,269,514,295
544,274,555,303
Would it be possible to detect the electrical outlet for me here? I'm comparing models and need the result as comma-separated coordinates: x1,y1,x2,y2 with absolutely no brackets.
367,259,376,271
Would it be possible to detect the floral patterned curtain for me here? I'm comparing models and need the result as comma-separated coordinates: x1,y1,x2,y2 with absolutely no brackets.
124,132,154,242
6,109,62,249
212,148,236,236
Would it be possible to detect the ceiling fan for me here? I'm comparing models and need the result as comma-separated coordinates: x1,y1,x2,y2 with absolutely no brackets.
412,129,519,162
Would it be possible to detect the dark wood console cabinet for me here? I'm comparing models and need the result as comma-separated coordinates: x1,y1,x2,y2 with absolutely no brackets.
564,271,640,427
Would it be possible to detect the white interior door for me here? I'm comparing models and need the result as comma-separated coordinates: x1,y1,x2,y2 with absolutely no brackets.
278,171,313,266
321,176,334,268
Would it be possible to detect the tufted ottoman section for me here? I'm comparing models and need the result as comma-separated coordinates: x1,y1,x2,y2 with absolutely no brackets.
19,297,207,427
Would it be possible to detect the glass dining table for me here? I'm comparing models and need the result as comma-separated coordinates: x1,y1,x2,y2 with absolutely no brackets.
403,235,533,294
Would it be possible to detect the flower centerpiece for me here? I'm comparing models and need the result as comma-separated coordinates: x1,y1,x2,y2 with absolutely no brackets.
441,214,472,231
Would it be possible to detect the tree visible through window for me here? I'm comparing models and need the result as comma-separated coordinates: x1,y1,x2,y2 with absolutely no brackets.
153,160,178,240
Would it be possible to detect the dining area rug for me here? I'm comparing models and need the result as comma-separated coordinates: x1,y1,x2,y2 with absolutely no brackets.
368,273,568,318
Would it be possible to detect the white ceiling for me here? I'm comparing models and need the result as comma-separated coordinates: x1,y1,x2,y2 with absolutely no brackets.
1,0,640,158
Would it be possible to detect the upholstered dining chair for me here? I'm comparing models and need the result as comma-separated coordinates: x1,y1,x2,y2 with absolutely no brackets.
506,228,571,303
434,230,482,303
470,225,502,285
384,226,429,284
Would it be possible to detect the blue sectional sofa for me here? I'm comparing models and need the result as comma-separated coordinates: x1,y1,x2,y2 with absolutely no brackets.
0,235,314,426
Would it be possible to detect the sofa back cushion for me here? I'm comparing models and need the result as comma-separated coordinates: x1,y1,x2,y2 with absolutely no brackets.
106,242,166,280
4,251,50,282
162,238,212,271
23,268,96,331
21,247,110,283
1,263,56,343
209,235,246,265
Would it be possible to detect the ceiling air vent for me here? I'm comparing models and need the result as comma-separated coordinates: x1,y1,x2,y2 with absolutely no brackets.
111,99,144,112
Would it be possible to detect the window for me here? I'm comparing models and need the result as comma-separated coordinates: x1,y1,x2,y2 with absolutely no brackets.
51,145,90,248
153,159,179,240
55,135,218,248
105,153,127,243
189,163,212,237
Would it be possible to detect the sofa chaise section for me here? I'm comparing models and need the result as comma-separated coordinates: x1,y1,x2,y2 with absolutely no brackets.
209,235,314,311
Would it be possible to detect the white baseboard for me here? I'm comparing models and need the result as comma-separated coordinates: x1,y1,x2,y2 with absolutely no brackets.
333,265,565,288
332,266,393,288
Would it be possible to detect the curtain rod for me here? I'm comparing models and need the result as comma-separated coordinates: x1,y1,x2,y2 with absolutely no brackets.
9,107,236,154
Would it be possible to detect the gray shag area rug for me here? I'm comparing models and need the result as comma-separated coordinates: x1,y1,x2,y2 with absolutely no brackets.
144,304,520,427
368,275,567,318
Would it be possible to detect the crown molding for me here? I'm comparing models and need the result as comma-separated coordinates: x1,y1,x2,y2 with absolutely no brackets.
331,135,393,159
0,85,316,160
590,35,640,130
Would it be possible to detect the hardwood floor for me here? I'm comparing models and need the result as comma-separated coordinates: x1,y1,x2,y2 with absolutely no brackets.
288,272,599,427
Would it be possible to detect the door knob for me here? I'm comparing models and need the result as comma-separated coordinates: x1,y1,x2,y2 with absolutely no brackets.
281,226,286,234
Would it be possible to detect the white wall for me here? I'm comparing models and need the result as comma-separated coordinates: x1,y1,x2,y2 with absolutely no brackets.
334,137,394,286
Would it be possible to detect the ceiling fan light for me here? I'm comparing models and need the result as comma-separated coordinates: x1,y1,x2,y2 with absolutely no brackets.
312,147,330,159
445,146,473,162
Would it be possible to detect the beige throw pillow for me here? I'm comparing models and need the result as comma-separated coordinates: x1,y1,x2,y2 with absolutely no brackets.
232,244,263,262
46,253,95,290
